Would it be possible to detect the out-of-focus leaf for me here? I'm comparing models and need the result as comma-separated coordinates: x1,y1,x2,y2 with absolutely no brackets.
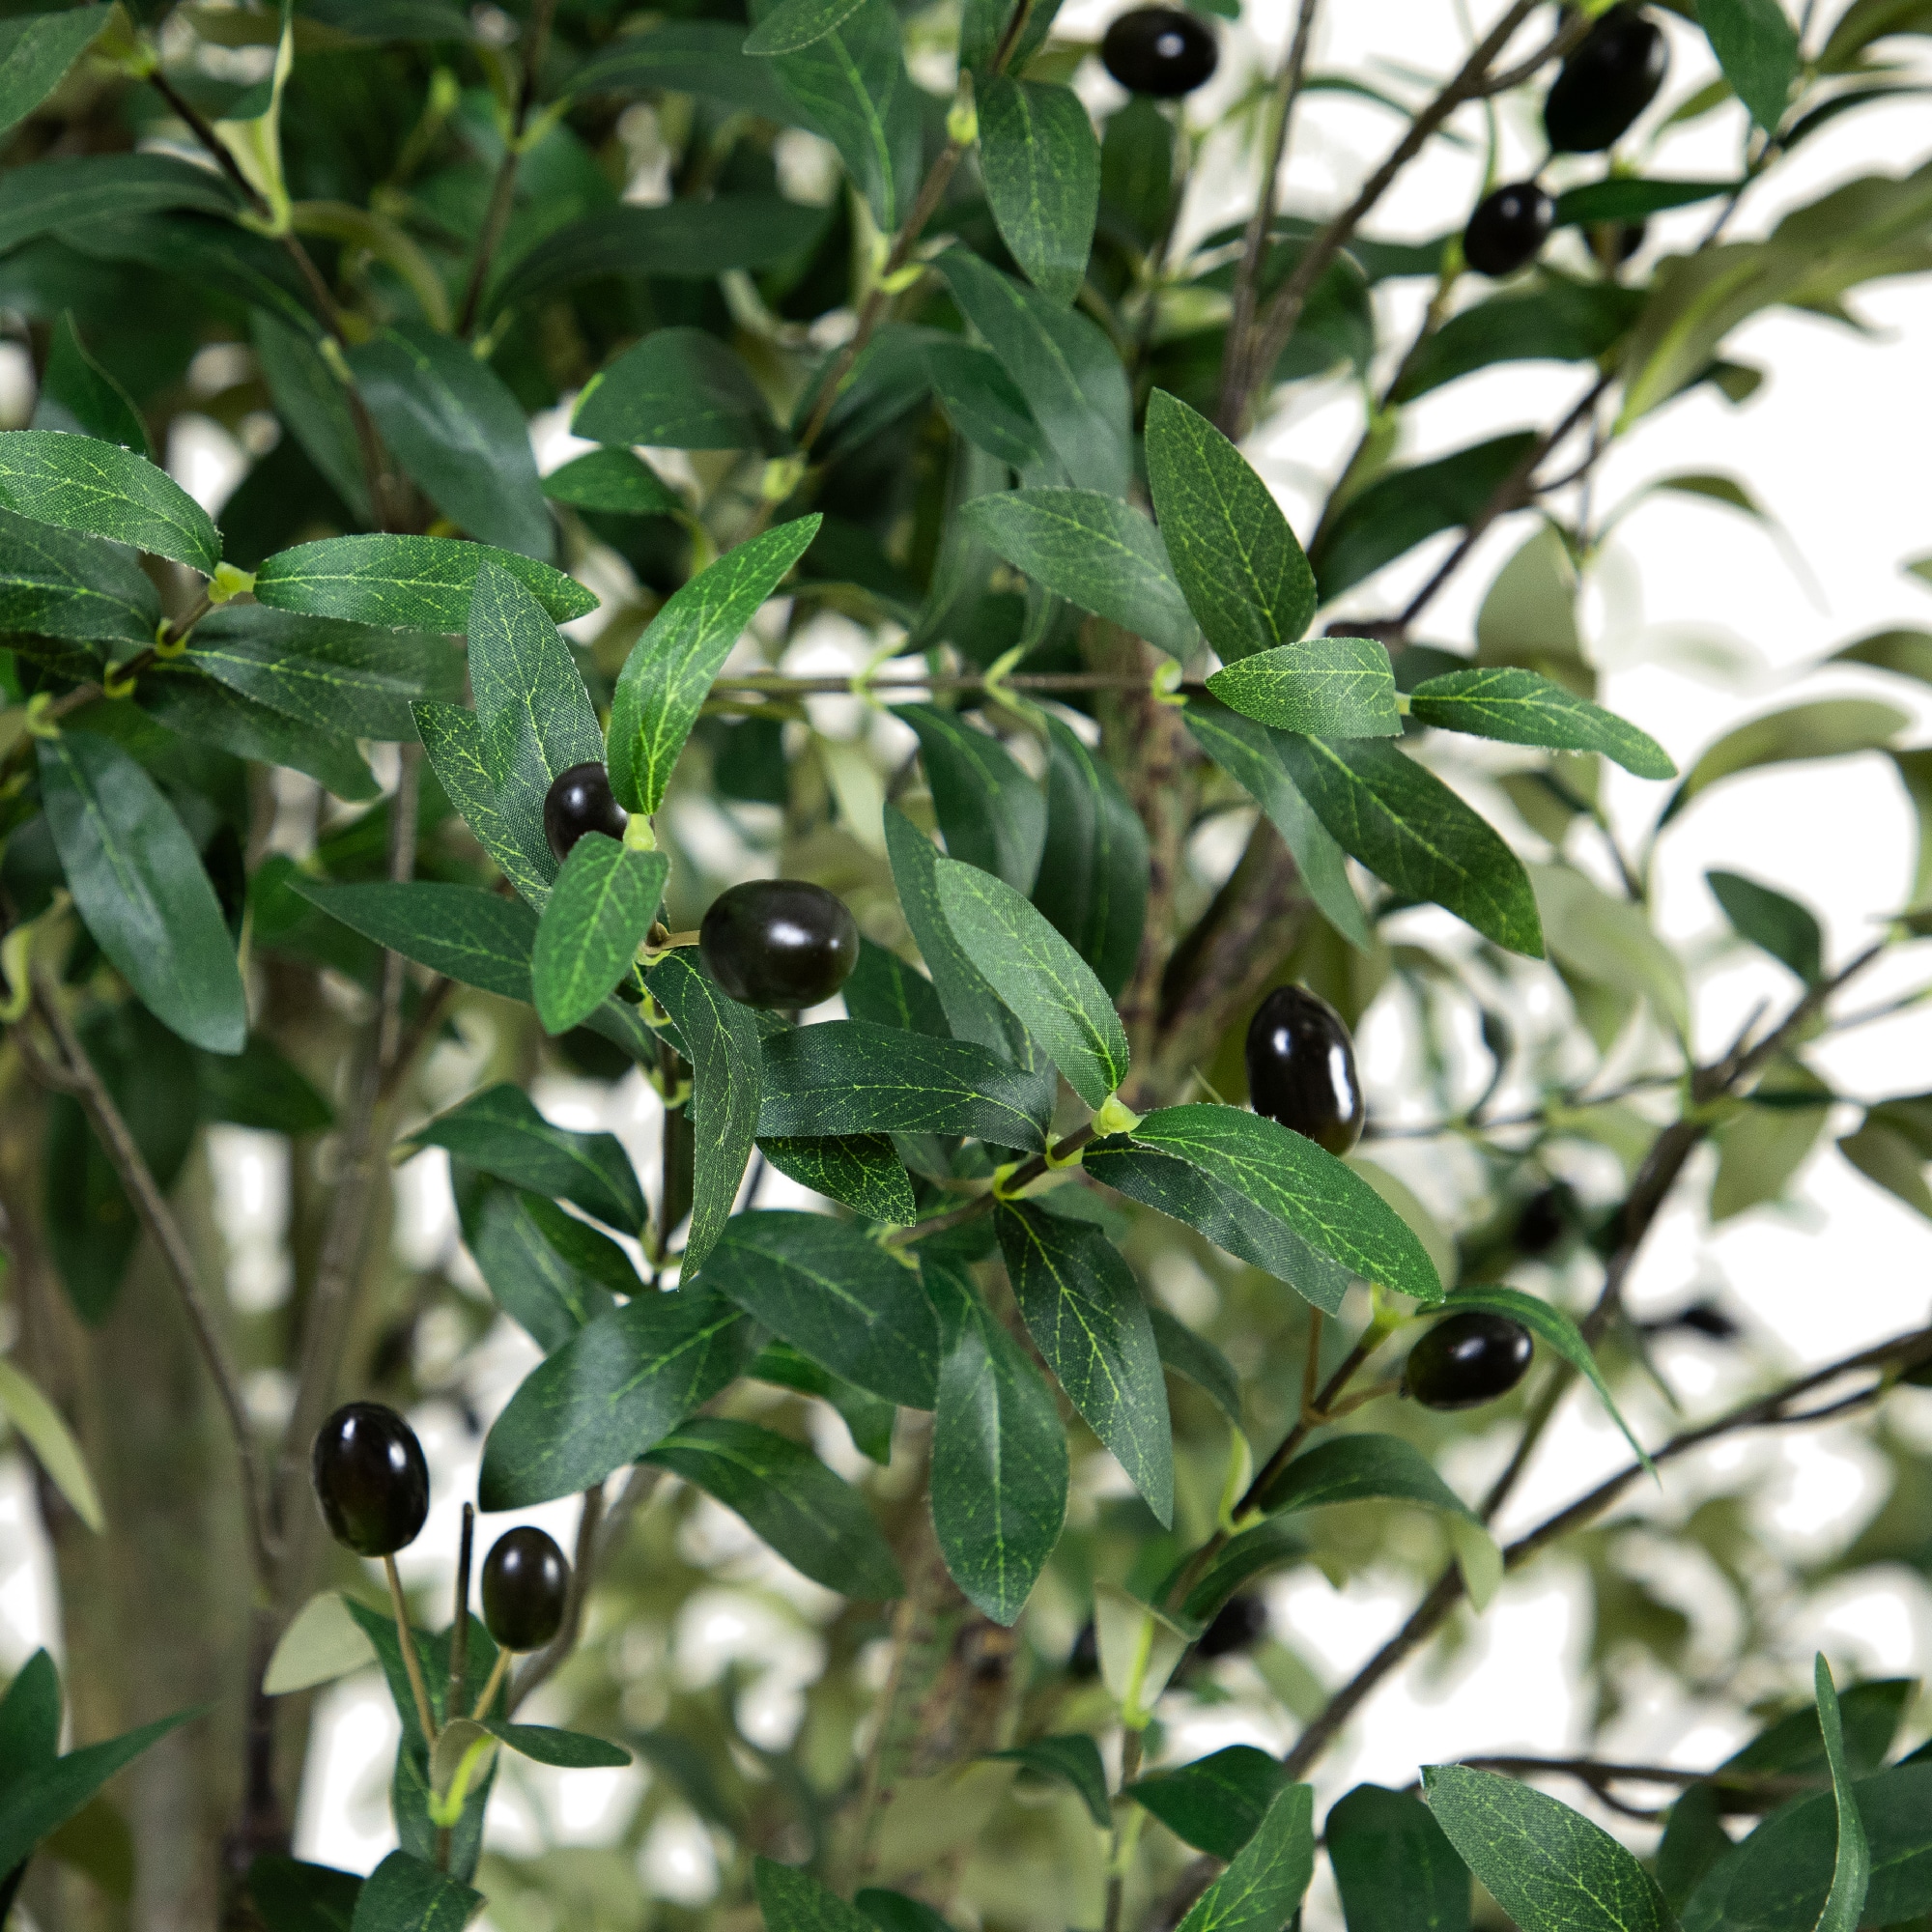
1662,699,1910,824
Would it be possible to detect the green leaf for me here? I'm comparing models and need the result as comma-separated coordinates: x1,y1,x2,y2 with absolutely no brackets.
255,534,597,631
840,938,950,1037
934,856,1130,1108
347,1851,480,1932
1425,1765,1671,1932
1662,698,1909,824
926,340,1060,480
695,1208,937,1407
758,1019,1051,1150
1830,624,1932,688
962,489,1196,658
1552,178,1737,225
479,1289,752,1507
1272,734,1545,956
1180,697,1370,949
756,1135,917,1224
262,1592,380,1697
457,1175,623,1352
753,1340,896,1463
573,327,785,453
895,703,1047,894
1175,1785,1317,1932
0,155,240,256
645,1415,902,1597
755,1858,875,1932
0,1649,59,1791
991,1735,1110,1828
540,448,682,518
978,76,1099,306
1701,0,1801,131
138,663,380,802
1325,1783,1471,1932
1170,1519,1307,1628
185,607,463,741
995,1199,1173,1525
939,250,1132,497
0,1355,104,1532
1034,712,1149,998
1392,282,1646,405
1813,1655,1872,1932
1129,1747,1293,1861
0,502,160,651
1259,1432,1476,1522
1444,1286,1651,1472
408,1084,645,1235
347,325,552,560
411,701,550,906
485,1722,632,1770
1206,639,1401,738
32,313,147,454
0,429,217,575
1311,433,1538,602
959,0,1061,72
608,516,820,817
531,837,667,1034
1095,1105,1444,1305
296,879,537,1000
1837,1117,1932,1222
1144,389,1317,662
1712,1061,1831,1221
0,8,115,138
1708,868,1822,983
1148,1306,1242,1425
38,730,247,1054
567,21,797,121
247,1855,365,1932
252,311,373,525
923,1260,1068,1625
1408,668,1676,779
745,0,868,55
1534,865,1690,1038
646,951,764,1270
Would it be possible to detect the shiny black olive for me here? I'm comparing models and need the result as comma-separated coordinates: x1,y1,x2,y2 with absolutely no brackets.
1196,1591,1269,1659
1544,6,1668,154
699,879,860,1009
543,761,628,866
1463,180,1554,276
1244,985,1366,1156
1101,7,1219,99
311,1402,430,1558
480,1525,569,1653
1405,1311,1535,1411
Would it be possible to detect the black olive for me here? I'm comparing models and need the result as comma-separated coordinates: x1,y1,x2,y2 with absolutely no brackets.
1515,1185,1570,1258
1067,1620,1100,1679
1463,180,1554,276
1196,1591,1269,1659
311,1402,430,1558
480,1525,570,1653
699,879,860,1009
1544,6,1668,154
1101,7,1218,99
1244,985,1366,1156
1405,1311,1535,1411
543,762,628,866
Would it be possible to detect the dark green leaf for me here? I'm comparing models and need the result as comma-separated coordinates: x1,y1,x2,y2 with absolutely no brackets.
1145,389,1317,662
1408,668,1676,778
608,516,821,816
745,0,868,55
959,0,1061,72
413,702,553,906
854,1891,957,1932
756,1135,917,1224
531,837,667,1034
1814,1655,1871,1932
1176,1519,1307,1626
1325,1783,1471,1932
347,1851,479,1932
1424,1765,1672,1932
645,1415,902,1597
567,22,796,120
484,1722,632,1770
1708,868,1822,982
408,1084,645,1235
923,1260,1067,1625
695,1208,937,1406
1701,0,1801,131
752,1340,896,1463
895,703,1047,894
992,1735,1110,1828
295,879,536,1000
1175,1785,1316,1932
138,664,380,801
0,429,217,575
1207,639,1401,737
32,313,147,454
458,1176,620,1353
0,9,115,138
198,1035,333,1136
1393,282,1646,404
755,1857,875,1932
540,448,682,518
480,1289,752,1506
0,155,239,256
252,312,373,525
0,502,160,651
996,1199,1173,1524
1034,712,1148,998
1258,1432,1476,1521
842,937,951,1037
254,534,597,631
1272,733,1545,956
1148,1306,1241,1424
1551,178,1736,225
0,1651,61,1790
978,76,1099,306
926,340,1060,479
247,1855,364,1932
1129,1747,1292,1861
38,730,246,1054
576,326,782,453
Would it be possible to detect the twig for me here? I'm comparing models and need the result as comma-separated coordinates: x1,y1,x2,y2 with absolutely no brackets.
884,1123,1099,1249
510,1482,606,1711
384,1553,440,1746
1446,1755,1827,1807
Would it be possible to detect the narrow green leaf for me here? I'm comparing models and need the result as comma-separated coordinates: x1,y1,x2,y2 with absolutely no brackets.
923,1260,1068,1625
1424,1766,1672,1932
1148,1307,1242,1425
1176,1785,1317,1932
1551,177,1737,225
457,1175,625,1353
1207,639,1401,738
962,489,1196,658
996,1199,1173,1525
252,311,373,524
263,1592,380,1696
296,879,537,1000
412,701,551,905
1814,1655,1872,1932
0,428,217,574
38,730,246,1055
1175,1519,1306,1627
575,326,785,453
935,855,1130,1108
485,1722,631,1770
755,1858,875,1932
755,1135,917,1224
895,703,1047,894
531,836,667,1034
1272,733,1545,957
745,0,867,56
248,1856,365,1932
1145,388,1316,661
1534,864,1689,1037
978,76,1099,306
1708,868,1823,982
1829,625,1932,689
32,313,147,454
842,937,951,1037
992,1735,1110,1828
1326,1783,1471,1932
1701,0,1801,131
540,448,682,517
1257,1432,1476,1522
0,8,116,138
1392,282,1646,405
255,534,597,630
0,154,239,256
926,340,1060,479
0,1355,104,1532
139,662,379,801
1662,698,1909,824
0,1649,60,1786
1034,712,1149,998
1129,1747,1292,1861
694,1208,937,1407
1838,1117,1932,1223
566,20,797,120
347,1851,479,1932
408,1084,645,1235
645,1415,902,1597
1409,668,1675,778
0,502,160,651
608,516,820,816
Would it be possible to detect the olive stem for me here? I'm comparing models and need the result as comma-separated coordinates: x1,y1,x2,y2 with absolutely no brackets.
383,1554,440,1747
470,1646,513,1723
449,1502,475,1716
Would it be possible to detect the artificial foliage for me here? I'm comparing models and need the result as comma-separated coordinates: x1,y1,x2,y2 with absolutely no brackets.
0,0,1930,1928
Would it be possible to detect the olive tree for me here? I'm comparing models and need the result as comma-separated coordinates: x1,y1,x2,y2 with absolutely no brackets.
1,0,1930,1927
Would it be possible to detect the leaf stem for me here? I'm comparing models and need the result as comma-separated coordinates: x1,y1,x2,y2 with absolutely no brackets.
470,1646,512,1723
384,1553,440,1746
